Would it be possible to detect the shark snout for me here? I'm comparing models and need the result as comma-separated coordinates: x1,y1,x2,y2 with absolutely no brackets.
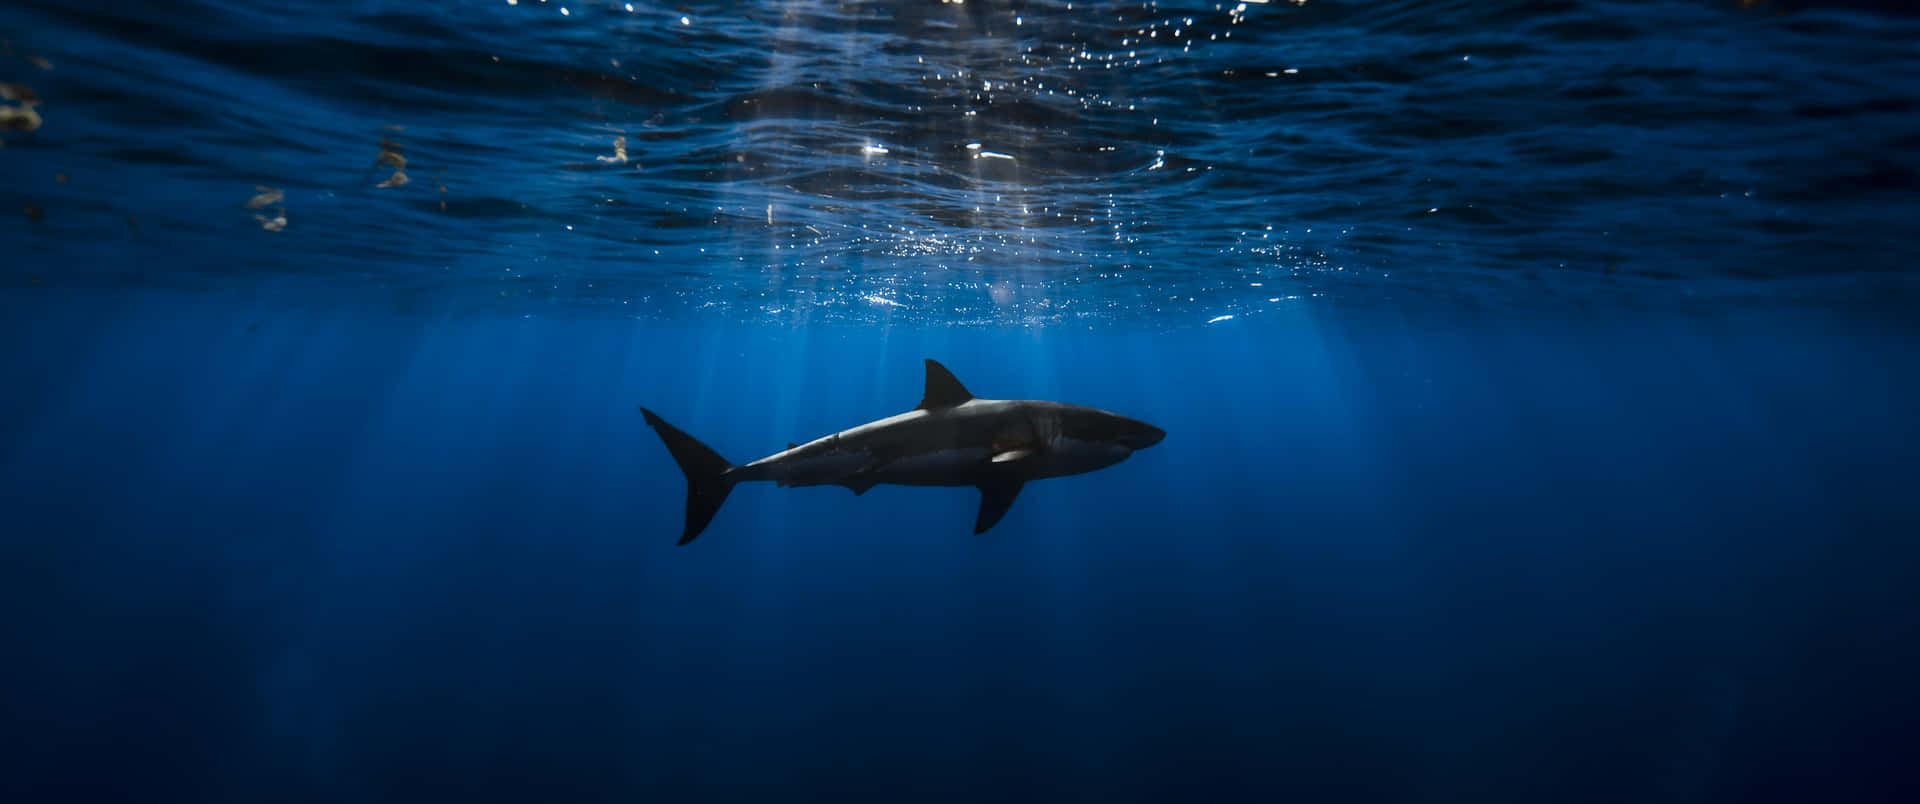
1121,422,1166,450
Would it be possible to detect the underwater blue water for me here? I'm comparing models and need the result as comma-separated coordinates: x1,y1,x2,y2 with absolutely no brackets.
4,1,1920,802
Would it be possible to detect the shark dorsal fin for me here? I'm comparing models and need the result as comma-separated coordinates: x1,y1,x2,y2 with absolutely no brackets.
917,359,974,410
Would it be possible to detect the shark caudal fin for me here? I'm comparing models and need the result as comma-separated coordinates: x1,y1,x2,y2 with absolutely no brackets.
639,407,737,545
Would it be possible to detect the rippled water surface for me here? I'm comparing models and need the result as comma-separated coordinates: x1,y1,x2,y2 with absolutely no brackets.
5,0,1919,321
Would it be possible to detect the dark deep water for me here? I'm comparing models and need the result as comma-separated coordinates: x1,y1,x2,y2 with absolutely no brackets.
5,1,1920,802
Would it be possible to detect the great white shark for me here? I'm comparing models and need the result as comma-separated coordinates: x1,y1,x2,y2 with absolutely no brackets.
640,359,1165,544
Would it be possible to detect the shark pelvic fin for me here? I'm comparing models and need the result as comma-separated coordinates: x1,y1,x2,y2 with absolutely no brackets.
917,359,974,410
843,477,877,496
974,481,1024,534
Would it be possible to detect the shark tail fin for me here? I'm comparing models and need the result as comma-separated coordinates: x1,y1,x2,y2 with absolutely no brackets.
639,407,738,545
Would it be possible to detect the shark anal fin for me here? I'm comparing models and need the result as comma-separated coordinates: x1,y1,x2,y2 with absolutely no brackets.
917,359,975,410
787,443,799,451
974,481,1024,534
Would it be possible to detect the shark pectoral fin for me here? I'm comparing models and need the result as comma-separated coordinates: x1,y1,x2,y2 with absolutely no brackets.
974,481,1024,534
991,448,1034,464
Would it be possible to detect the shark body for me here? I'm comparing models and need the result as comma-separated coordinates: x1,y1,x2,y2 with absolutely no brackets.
640,359,1165,544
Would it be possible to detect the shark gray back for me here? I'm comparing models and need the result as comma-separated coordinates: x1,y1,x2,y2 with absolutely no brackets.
640,359,1164,544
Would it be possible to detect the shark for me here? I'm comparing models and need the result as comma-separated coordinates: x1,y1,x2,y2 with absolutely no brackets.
640,359,1165,544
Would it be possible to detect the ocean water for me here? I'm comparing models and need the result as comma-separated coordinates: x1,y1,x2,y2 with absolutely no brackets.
3,1,1919,802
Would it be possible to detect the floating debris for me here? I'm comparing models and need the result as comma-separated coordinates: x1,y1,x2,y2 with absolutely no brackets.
374,135,408,188
244,185,282,209
0,81,41,134
0,82,39,104
246,186,285,230
0,103,40,128
0,40,53,71
54,172,66,183
375,137,405,170
596,135,629,164
0,110,38,132
23,202,42,222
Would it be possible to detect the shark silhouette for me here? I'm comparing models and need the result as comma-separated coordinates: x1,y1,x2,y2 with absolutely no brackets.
641,359,1165,544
